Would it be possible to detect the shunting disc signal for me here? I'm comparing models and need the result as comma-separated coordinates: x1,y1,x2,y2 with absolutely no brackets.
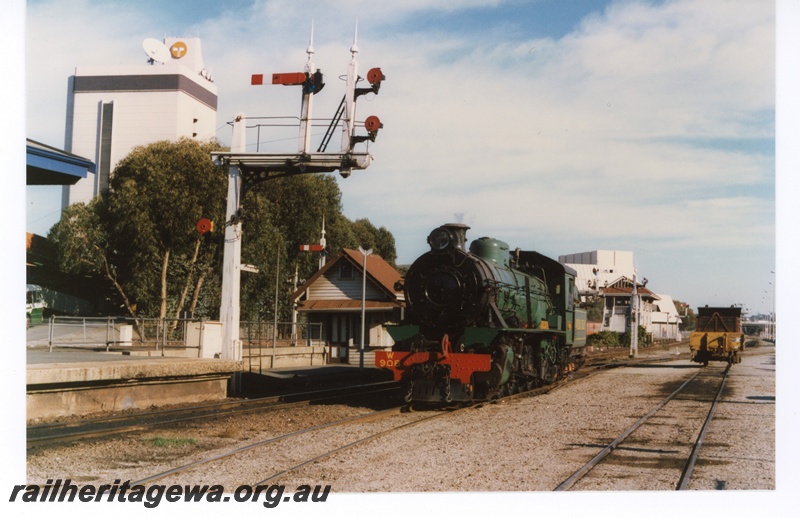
197,218,214,234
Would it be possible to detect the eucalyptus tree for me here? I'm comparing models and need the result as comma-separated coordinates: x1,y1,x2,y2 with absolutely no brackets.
49,138,398,324
50,138,227,320
106,138,227,319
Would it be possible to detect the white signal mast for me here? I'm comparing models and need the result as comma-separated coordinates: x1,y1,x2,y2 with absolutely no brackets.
211,23,386,369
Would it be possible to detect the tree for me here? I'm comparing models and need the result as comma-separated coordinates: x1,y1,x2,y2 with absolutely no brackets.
238,175,399,322
106,138,228,319
50,138,227,320
49,200,135,315
49,141,398,324
583,296,605,322
674,300,696,331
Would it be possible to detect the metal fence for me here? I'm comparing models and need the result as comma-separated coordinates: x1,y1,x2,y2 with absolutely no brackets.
46,315,197,353
45,316,324,361
241,321,324,373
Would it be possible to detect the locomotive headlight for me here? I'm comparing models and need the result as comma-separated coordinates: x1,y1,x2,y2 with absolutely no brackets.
427,227,451,251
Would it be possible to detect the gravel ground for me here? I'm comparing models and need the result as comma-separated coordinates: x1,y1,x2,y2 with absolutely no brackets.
279,350,775,492
26,345,776,494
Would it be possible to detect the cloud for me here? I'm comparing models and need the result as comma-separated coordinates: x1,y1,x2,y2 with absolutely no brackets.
25,0,775,310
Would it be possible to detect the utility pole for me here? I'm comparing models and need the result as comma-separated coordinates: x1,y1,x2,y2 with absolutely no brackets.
358,246,372,369
630,272,638,358
272,236,281,365
220,114,247,364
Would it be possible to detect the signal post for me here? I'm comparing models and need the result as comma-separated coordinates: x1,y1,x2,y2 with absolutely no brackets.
211,26,385,372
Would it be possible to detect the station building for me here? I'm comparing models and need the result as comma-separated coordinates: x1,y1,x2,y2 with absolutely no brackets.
62,37,217,207
292,249,404,365
560,250,682,342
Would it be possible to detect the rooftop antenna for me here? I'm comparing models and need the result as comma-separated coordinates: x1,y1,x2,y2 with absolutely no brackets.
142,38,170,64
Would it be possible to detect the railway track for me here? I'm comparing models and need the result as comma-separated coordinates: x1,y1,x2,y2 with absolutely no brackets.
26,347,665,447
27,380,399,446
554,362,731,491
27,345,773,491
128,379,570,488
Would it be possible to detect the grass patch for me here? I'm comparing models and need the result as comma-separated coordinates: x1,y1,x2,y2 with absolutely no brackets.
144,436,197,448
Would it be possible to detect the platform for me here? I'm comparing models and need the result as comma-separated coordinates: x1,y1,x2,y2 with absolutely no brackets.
26,347,241,422
241,363,391,396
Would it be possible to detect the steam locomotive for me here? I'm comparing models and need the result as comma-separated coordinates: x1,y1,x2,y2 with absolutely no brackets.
375,224,587,403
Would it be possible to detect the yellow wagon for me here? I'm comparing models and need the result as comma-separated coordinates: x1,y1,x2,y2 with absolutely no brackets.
690,306,743,365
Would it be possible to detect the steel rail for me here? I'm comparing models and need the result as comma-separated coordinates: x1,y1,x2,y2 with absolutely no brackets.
131,386,527,487
252,407,455,485
252,381,573,486
554,369,704,491
27,381,399,446
676,364,731,490
129,406,408,486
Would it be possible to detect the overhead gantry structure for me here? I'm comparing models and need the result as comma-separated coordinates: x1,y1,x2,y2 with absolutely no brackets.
211,24,385,365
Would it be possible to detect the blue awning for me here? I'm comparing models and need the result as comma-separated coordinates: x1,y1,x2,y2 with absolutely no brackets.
26,139,95,185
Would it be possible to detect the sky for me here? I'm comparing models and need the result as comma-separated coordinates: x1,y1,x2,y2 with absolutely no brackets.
21,0,779,316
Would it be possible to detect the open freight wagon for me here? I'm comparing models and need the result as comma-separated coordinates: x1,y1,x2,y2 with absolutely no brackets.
689,306,743,365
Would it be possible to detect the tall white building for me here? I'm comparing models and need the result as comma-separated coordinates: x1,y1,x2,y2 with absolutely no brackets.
62,37,217,207
559,250,635,295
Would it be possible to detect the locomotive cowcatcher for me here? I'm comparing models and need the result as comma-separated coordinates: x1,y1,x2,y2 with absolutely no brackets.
375,224,587,403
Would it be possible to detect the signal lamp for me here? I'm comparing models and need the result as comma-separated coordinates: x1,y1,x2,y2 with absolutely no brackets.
367,67,385,85
196,218,214,234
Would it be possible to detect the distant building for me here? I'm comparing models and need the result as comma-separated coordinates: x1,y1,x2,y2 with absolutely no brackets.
560,250,681,342
291,249,405,364
599,277,682,341
559,250,634,297
63,37,217,207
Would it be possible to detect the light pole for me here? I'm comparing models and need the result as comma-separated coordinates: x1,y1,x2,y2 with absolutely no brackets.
769,271,775,341
358,246,372,369
272,238,281,366
630,272,638,358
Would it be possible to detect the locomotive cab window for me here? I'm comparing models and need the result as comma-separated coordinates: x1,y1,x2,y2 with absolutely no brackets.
569,278,577,310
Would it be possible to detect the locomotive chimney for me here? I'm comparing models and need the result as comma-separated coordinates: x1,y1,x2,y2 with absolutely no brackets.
445,223,470,250
427,223,470,252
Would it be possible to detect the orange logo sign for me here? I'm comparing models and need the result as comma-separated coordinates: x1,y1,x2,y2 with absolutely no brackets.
170,41,188,59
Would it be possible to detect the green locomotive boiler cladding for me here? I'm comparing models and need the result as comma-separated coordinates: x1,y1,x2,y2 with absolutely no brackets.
468,236,553,330
381,224,587,402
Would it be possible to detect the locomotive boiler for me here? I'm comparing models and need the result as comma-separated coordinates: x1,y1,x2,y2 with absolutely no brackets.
375,224,587,403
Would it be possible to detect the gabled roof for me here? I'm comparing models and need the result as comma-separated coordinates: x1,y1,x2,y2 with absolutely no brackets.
601,276,659,300
291,248,403,304
653,294,681,319
340,248,403,298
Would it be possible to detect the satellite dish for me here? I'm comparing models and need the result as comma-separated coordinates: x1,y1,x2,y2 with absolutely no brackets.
143,38,171,64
